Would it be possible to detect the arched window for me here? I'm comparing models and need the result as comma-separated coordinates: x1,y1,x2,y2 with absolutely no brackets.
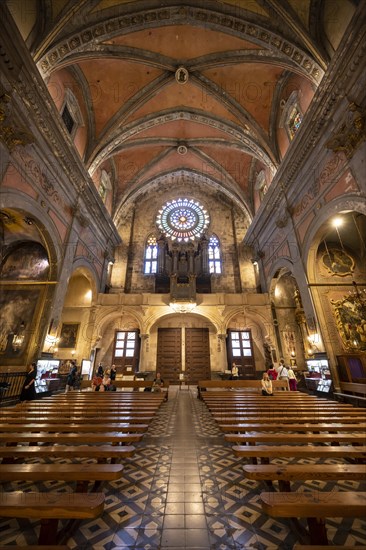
99,170,112,204
279,91,303,141
255,170,268,202
144,235,158,274
288,106,303,139
60,89,84,138
208,234,221,274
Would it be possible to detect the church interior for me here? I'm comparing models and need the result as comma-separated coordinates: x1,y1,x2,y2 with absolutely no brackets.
0,0,365,548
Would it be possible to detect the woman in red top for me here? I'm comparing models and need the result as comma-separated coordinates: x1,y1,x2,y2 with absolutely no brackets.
267,364,278,380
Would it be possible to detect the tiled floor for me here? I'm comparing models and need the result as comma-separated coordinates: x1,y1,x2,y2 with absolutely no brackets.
1,386,365,548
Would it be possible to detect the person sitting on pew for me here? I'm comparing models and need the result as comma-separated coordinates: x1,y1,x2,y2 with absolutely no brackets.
152,372,164,392
99,369,111,391
261,372,274,396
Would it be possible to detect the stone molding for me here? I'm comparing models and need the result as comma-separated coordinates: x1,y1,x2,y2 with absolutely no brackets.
37,5,323,84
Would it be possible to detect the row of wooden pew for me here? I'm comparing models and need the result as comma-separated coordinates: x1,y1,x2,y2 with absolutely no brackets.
201,388,366,547
0,390,165,546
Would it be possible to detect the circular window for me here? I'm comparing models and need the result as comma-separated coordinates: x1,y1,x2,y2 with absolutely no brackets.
156,198,209,242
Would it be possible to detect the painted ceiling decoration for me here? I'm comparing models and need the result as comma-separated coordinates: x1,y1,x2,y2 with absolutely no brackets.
14,0,340,229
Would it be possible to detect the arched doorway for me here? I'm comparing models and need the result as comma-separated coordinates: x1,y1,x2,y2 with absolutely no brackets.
153,314,215,384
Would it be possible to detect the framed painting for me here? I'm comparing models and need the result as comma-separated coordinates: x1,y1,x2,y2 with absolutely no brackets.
331,294,366,351
59,323,80,349
0,286,42,360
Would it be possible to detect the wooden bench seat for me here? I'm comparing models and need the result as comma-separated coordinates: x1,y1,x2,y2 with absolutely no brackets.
48,393,165,400
219,422,366,433
207,403,359,411
0,463,124,491
197,379,289,397
0,444,135,462
1,412,155,422
0,431,143,445
260,491,366,545
232,444,366,460
79,379,170,399
0,547,71,550
225,433,366,444
0,422,148,432
243,463,366,489
12,404,161,412
0,491,105,544
213,412,366,421
216,414,366,428
294,546,366,549
202,393,314,399
333,382,366,407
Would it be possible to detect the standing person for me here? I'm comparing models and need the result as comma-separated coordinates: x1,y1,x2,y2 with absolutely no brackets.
231,362,239,380
110,364,117,381
96,362,104,377
276,359,289,390
277,359,289,380
152,372,164,392
267,364,278,380
20,362,37,402
261,372,273,396
288,366,298,391
65,361,77,393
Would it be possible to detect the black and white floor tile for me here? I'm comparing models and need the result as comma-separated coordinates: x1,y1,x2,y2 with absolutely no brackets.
0,386,365,549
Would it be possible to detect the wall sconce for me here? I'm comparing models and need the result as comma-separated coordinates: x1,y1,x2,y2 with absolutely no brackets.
12,321,25,352
45,334,60,353
71,349,76,356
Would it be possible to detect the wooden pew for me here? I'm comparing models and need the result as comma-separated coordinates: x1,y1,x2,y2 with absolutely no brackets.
12,403,161,412
0,444,135,463
0,411,155,422
260,491,366,545
216,412,366,431
79,378,170,399
333,382,366,407
0,463,124,492
220,422,366,433
243,463,366,491
232,444,366,461
225,433,366,445
206,402,359,411
0,547,70,550
197,379,289,397
294,546,366,550
0,432,143,445
0,491,105,545
0,422,148,433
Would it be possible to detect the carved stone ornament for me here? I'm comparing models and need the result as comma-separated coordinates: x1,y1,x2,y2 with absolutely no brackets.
275,209,289,228
0,93,34,151
326,102,366,159
175,67,189,84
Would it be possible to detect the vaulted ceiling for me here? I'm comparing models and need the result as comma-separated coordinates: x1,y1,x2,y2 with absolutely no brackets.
8,0,355,226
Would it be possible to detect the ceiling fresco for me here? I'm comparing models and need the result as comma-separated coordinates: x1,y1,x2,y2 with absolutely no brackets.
9,0,343,227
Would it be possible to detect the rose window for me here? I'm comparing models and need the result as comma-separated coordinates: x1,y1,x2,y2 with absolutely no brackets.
156,198,209,241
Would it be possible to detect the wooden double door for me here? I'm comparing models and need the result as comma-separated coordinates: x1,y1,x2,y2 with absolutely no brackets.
157,328,211,384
